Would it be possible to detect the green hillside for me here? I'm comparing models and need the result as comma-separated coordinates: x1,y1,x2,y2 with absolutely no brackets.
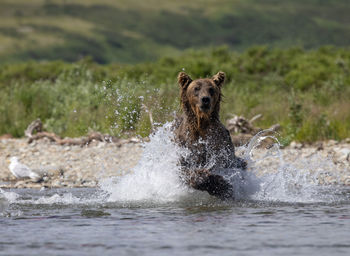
1,0,350,63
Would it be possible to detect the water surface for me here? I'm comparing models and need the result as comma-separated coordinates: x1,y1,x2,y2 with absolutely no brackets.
1,187,350,256
1,126,350,255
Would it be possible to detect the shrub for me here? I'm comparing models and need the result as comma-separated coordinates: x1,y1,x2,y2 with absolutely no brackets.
1,46,350,143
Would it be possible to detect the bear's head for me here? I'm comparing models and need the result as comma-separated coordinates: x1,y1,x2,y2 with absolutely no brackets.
178,71,225,121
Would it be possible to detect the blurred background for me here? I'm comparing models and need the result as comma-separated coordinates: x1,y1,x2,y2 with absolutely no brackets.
0,0,350,144
1,0,350,63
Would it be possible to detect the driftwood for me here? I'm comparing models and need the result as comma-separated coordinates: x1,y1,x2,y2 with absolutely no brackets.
226,114,280,135
24,114,280,147
24,119,43,138
226,114,261,134
24,119,141,146
0,134,13,140
27,132,61,144
227,114,281,147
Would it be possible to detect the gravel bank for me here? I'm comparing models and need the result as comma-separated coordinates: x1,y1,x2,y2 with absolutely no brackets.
0,138,143,189
0,138,349,189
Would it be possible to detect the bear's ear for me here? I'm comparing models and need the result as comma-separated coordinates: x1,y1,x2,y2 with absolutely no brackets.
178,72,192,90
212,71,225,88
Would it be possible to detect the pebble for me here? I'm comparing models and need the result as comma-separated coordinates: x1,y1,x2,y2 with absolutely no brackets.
338,148,350,162
345,178,350,186
325,140,338,147
289,141,303,149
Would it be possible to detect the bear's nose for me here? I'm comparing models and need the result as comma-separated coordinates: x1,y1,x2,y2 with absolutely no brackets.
201,97,210,105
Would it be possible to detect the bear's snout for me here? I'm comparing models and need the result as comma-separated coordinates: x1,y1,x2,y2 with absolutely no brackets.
201,96,210,105
200,96,211,111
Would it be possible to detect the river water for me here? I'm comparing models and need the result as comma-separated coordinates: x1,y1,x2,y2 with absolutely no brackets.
1,187,350,256
1,125,350,255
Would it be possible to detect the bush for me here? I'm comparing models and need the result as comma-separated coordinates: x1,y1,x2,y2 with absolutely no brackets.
1,46,350,143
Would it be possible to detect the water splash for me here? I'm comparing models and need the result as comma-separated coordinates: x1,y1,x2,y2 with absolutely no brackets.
0,188,99,207
0,189,19,205
241,130,345,203
0,189,18,215
1,125,348,207
98,124,346,204
99,123,192,203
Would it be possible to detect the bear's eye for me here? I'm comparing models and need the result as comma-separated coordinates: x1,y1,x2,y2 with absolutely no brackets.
194,87,200,91
209,88,215,96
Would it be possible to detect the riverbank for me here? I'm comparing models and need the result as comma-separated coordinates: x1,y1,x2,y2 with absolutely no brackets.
0,138,143,189
0,137,349,189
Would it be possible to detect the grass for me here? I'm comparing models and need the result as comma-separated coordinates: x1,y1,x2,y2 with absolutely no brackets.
0,46,349,145
0,0,350,63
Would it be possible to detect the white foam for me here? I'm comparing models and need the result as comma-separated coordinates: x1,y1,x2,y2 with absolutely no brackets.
0,189,18,214
0,188,102,206
0,189,20,204
99,123,192,203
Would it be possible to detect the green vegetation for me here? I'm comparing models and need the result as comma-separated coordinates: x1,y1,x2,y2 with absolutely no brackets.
1,46,349,144
1,0,350,64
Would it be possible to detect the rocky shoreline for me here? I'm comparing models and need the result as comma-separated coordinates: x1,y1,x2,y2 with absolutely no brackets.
0,138,143,189
0,137,349,189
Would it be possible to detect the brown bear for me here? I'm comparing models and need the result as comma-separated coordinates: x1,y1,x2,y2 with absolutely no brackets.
174,71,246,199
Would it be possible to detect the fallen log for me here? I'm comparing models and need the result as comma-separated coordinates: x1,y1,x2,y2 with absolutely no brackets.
24,119,140,146
226,114,280,135
27,132,61,144
0,134,13,140
24,119,43,138
227,114,281,147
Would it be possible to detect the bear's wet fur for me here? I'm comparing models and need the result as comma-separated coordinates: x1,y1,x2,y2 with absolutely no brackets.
174,71,246,199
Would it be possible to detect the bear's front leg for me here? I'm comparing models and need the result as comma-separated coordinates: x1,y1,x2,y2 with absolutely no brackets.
189,169,234,199
234,157,247,169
